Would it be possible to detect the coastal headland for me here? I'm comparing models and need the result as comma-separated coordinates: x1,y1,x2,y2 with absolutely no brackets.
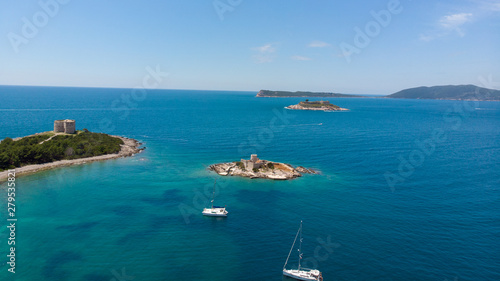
285,100,349,111
0,135,143,182
209,154,318,180
0,119,144,182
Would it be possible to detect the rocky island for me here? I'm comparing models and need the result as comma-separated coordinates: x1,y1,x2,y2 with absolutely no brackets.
0,119,144,182
286,100,349,111
209,154,318,180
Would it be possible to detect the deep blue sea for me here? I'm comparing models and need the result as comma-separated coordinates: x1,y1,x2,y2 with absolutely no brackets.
0,86,499,281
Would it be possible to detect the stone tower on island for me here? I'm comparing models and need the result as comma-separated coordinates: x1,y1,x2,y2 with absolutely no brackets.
54,119,76,134
241,154,263,170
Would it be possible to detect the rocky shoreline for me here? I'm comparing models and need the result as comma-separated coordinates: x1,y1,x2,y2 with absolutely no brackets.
209,159,318,180
0,136,144,182
285,103,349,111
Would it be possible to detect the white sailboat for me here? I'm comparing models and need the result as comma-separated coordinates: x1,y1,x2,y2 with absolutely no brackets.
202,179,228,217
283,221,323,281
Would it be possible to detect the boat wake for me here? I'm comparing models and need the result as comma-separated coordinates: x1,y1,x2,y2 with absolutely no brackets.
289,123,323,127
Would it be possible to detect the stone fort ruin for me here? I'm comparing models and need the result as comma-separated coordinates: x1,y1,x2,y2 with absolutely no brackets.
54,119,76,134
241,154,263,170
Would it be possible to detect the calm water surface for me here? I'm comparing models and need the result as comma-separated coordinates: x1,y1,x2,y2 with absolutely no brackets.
0,86,499,280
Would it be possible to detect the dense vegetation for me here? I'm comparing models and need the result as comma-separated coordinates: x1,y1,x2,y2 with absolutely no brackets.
0,131,123,171
257,90,361,98
298,100,340,109
387,85,500,101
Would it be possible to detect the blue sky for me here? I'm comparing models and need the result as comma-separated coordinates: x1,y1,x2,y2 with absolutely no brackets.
1,0,499,94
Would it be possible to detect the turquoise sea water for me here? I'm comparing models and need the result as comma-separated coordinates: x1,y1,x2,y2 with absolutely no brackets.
0,86,499,281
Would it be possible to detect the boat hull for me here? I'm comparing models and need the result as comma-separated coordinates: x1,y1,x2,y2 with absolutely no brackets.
202,208,228,217
283,269,321,281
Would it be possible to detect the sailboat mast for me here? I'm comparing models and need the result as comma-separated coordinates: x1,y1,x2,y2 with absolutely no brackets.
211,179,216,209
284,221,302,270
298,220,303,270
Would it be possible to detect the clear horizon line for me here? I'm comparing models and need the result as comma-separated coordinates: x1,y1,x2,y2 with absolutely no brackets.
0,84,386,96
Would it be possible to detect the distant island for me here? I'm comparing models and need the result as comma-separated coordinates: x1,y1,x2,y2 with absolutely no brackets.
257,90,361,98
258,85,500,101
387,85,500,101
286,100,348,111
0,120,144,181
209,154,318,180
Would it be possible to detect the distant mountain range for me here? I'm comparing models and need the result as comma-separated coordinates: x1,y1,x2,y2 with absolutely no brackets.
257,85,500,101
386,85,500,101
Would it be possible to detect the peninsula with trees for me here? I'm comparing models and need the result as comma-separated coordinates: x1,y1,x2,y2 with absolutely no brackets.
256,90,361,98
285,100,348,111
209,154,318,180
0,120,144,181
